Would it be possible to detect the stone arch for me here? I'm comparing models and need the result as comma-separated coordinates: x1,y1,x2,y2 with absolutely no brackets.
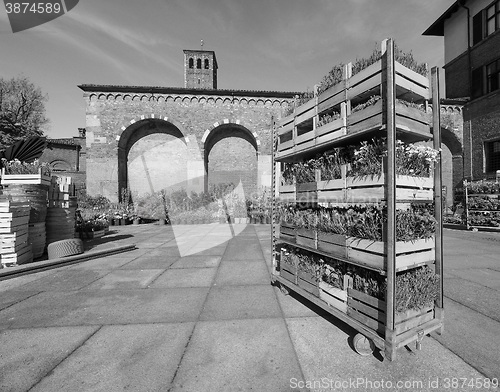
50,159,71,172
198,97,206,104
98,93,107,100
89,94,98,101
182,97,190,103
441,126,464,200
202,119,260,195
132,95,140,101
117,114,191,200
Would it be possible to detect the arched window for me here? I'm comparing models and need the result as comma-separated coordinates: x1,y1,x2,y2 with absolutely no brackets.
197,58,201,69
189,58,194,68
204,59,209,69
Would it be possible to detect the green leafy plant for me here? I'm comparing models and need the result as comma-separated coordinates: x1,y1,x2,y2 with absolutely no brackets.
1,158,50,175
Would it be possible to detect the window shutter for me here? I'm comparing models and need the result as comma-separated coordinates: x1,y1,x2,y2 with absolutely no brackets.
473,11,484,45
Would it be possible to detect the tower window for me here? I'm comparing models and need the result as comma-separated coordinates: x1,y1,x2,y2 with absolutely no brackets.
205,59,209,69
197,58,201,69
189,58,194,68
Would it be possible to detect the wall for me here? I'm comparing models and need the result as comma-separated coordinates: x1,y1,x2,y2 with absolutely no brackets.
82,88,293,202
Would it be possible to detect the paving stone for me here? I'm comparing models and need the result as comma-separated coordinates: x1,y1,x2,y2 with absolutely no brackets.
170,255,222,269
215,260,270,286
0,326,99,392
200,285,281,321
149,267,217,288
0,287,209,329
9,269,111,291
83,269,164,290
29,323,194,392
170,318,306,392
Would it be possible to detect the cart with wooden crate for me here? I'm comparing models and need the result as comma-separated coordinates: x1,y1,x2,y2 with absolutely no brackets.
271,39,444,361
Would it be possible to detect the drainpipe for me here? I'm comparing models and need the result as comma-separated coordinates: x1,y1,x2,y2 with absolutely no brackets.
458,0,474,179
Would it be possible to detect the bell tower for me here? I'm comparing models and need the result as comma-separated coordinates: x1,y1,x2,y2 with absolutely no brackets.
183,49,218,90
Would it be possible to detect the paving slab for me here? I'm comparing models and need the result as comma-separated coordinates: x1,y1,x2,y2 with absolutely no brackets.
200,285,281,321
224,241,265,260
0,290,40,311
214,260,270,286
447,268,500,289
66,255,139,270
444,277,500,322
0,326,99,392
170,255,221,269
28,323,195,392
0,287,209,329
170,318,306,392
8,269,111,291
274,287,321,318
149,267,217,288
286,316,487,392
432,297,500,380
82,269,164,290
119,254,180,269
186,244,227,256
0,268,70,292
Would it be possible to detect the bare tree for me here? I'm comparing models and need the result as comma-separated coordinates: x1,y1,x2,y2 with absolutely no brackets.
0,76,48,147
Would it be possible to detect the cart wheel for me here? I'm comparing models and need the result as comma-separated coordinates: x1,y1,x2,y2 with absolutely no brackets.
353,333,375,356
279,283,290,296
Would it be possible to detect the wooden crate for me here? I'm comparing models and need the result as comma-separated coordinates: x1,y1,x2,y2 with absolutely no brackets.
278,222,295,242
347,288,434,335
319,281,348,313
346,237,435,271
296,228,316,249
297,269,320,297
317,232,346,258
279,184,296,202
280,263,297,285
1,168,51,186
346,174,434,202
296,182,317,203
317,178,345,203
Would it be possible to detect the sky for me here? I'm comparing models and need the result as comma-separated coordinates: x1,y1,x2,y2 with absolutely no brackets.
0,0,453,140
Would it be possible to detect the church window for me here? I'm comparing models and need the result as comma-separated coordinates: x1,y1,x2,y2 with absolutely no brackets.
189,58,194,68
197,58,202,69
205,59,209,69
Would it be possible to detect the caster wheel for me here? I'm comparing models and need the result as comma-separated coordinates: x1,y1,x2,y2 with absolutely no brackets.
279,283,290,296
353,333,375,356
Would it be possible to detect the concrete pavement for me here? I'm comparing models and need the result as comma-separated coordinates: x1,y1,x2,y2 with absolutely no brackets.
0,224,497,392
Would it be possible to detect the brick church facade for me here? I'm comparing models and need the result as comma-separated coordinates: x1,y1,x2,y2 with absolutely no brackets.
78,49,297,202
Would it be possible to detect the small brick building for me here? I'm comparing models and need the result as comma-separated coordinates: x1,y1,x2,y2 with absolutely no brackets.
38,128,87,194
79,49,297,202
425,0,500,182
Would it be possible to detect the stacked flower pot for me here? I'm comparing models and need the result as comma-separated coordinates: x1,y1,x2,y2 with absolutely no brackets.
46,176,77,245
0,199,33,267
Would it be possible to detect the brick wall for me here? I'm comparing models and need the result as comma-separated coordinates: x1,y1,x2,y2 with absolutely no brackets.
82,89,294,202
463,91,500,179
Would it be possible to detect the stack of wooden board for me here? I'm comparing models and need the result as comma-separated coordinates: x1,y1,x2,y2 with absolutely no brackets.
0,199,33,267
46,176,77,245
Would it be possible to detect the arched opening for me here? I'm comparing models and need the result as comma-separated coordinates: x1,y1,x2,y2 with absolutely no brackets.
196,58,201,69
189,58,194,68
50,160,71,172
204,124,258,197
118,119,188,201
441,126,464,209
204,59,209,69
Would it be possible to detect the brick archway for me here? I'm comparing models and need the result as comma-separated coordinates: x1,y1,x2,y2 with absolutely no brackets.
117,116,190,200
202,120,259,194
